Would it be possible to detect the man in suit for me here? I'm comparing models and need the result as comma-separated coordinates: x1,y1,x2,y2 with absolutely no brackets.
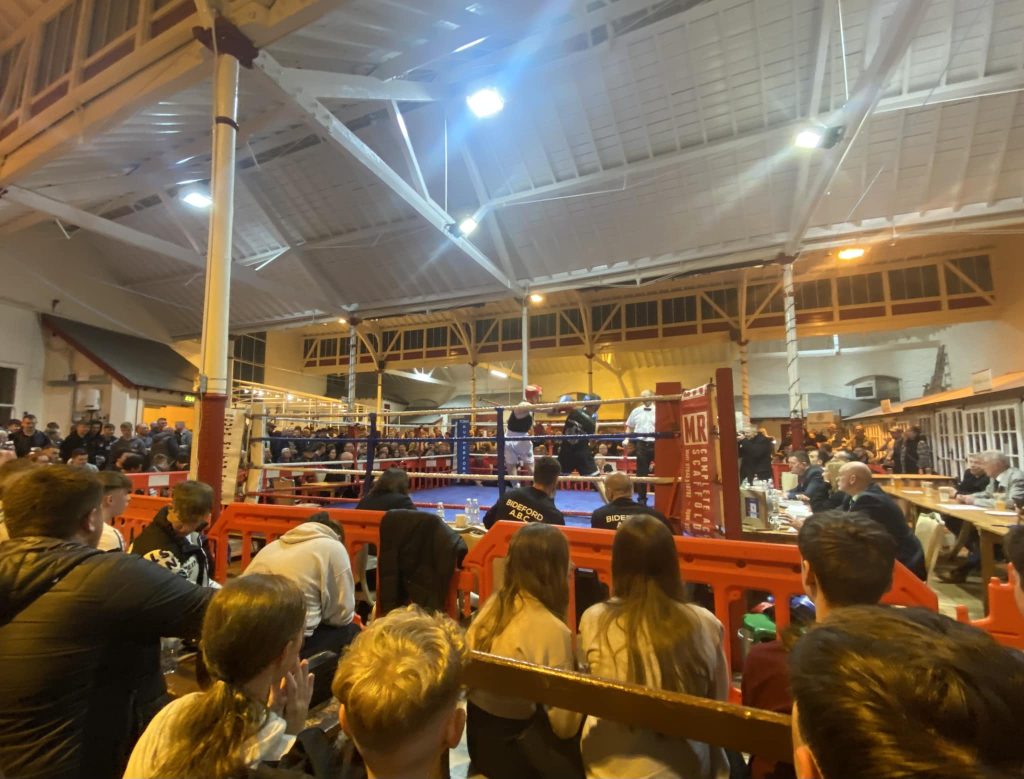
941,450,1024,583
836,461,926,579
787,450,830,511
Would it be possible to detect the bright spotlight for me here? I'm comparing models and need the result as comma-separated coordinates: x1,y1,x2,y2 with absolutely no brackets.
489,369,508,379
529,293,544,304
181,190,212,208
794,129,823,149
467,87,504,118
837,247,866,260
458,217,479,236
337,317,347,324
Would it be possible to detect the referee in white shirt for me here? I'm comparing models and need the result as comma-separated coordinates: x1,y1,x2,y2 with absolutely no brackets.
624,389,656,504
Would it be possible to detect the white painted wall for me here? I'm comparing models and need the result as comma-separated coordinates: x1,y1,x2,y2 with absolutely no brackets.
265,330,328,396
0,303,46,422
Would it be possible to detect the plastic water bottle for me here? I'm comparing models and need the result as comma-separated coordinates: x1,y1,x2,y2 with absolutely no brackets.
436,501,446,521
470,498,480,525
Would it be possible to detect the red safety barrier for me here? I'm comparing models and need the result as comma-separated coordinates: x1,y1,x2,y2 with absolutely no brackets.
126,470,189,495
956,571,1024,651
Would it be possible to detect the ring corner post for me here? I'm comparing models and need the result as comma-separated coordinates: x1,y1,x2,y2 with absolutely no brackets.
714,367,742,540
496,407,506,497
362,412,378,496
654,381,683,526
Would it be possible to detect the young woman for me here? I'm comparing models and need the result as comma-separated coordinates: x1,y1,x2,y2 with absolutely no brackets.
579,515,729,779
355,467,416,513
125,574,313,778
466,523,582,779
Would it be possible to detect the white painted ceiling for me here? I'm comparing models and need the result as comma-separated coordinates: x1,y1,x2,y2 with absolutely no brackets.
1,0,1022,338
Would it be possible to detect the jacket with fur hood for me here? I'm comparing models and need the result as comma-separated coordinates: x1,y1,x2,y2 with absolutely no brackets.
0,535,209,779
243,521,355,636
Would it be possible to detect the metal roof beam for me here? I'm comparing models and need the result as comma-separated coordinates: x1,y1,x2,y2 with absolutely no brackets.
783,0,929,255
1,184,287,297
253,51,521,294
278,67,445,103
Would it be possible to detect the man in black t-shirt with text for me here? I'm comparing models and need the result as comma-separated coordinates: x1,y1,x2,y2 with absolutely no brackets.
483,456,565,528
590,472,673,532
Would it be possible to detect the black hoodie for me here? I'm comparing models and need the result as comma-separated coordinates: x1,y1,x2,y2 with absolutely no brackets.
0,536,210,779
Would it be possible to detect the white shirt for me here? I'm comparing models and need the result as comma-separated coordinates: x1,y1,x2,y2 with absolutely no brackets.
626,405,656,442
578,601,730,779
467,594,580,738
125,692,295,778
98,523,125,552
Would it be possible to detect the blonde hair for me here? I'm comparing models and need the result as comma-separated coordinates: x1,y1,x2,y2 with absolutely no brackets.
332,605,468,754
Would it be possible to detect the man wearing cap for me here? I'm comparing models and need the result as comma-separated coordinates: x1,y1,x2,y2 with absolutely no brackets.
624,389,656,504
504,385,541,476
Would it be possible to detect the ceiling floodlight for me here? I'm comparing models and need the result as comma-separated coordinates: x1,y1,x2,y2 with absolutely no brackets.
181,190,212,208
458,217,479,236
795,129,824,149
467,87,504,118
489,369,508,379
529,292,545,304
837,247,866,260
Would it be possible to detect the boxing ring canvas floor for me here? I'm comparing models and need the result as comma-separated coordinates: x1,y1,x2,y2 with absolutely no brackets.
330,484,603,528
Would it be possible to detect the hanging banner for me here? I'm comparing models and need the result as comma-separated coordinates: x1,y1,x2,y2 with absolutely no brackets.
679,384,718,536
222,407,248,501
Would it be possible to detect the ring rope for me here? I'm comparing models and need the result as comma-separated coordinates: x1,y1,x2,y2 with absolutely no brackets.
253,465,674,484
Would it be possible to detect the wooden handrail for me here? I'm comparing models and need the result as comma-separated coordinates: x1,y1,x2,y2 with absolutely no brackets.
465,652,792,764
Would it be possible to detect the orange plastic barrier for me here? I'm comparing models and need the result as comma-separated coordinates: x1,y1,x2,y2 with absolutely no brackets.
126,470,189,495
111,494,170,547
956,571,1024,651
209,503,385,582
458,522,940,670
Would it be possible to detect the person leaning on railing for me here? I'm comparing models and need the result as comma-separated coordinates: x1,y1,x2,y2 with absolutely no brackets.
578,514,730,779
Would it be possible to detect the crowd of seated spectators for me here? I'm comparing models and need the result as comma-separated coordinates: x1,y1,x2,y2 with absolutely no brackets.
0,413,192,473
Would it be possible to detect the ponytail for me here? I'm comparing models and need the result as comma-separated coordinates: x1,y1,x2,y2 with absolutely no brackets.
152,680,268,778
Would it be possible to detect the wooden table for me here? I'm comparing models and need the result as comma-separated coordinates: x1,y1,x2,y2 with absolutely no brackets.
883,485,1018,608
873,473,956,484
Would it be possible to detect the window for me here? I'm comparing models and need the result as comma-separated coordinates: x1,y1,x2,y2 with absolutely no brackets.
232,332,266,384
745,284,783,315
500,318,522,342
625,301,657,328
662,295,697,324
89,0,140,56
559,309,583,336
34,6,77,92
381,330,399,352
945,255,994,295
426,326,448,349
402,330,424,350
836,272,884,306
303,338,316,361
0,366,15,424
888,265,940,300
964,409,988,457
530,313,557,338
700,288,738,320
318,338,337,359
933,409,966,477
795,279,832,310
476,319,497,344
988,405,1022,470
591,304,621,332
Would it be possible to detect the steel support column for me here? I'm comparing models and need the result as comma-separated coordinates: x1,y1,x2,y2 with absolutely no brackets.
782,261,802,425
521,300,529,396
196,49,240,510
347,323,358,409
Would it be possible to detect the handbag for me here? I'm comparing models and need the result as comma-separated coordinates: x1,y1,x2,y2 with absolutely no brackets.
513,706,585,779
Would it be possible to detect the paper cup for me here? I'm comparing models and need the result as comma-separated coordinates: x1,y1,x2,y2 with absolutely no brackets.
454,513,468,528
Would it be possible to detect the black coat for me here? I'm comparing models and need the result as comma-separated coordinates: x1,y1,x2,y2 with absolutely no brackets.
148,430,180,464
355,491,416,513
738,434,774,481
377,510,467,616
130,507,211,587
12,429,48,458
483,486,564,529
58,432,89,463
0,536,209,779
846,484,926,580
787,465,831,511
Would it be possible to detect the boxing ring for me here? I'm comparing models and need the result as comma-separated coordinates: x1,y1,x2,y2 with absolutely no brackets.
241,373,742,537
